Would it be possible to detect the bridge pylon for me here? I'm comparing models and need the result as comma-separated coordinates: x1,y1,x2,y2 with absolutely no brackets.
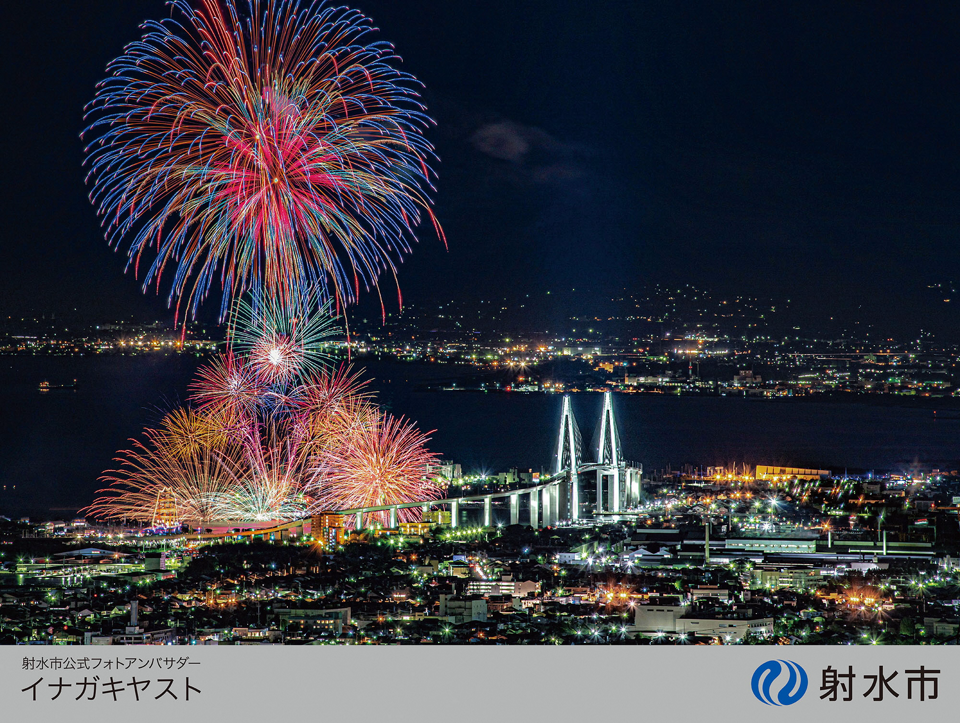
596,390,623,513
554,395,582,520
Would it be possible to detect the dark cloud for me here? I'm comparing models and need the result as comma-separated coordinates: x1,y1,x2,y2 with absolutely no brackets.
469,118,588,185
471,121,532,162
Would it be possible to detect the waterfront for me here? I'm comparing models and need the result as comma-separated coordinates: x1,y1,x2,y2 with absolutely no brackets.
1,355,958,517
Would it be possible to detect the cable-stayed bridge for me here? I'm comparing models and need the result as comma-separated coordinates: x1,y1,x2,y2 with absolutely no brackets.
346,390,642,530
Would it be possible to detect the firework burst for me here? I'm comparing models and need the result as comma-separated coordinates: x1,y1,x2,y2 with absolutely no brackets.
83,0,443,319
189,351,266,422
300,364,373,447
88,296,441,526
312,412,440,527
157,407,231,457
228,287,337,385
83,426,245,525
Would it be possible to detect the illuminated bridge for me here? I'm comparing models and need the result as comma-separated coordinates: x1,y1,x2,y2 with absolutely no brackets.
346,390,642,531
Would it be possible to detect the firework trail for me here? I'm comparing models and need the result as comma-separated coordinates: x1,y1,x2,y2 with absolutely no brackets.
83,0,443,319
226,415,318,521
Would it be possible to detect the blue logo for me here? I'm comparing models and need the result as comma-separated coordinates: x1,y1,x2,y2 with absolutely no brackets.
751,660,808,706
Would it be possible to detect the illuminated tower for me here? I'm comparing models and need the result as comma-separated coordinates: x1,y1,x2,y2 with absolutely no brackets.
152,487,178,527
554,395,582,520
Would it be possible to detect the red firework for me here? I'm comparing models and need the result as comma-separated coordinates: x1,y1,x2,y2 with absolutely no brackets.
83,0,443,319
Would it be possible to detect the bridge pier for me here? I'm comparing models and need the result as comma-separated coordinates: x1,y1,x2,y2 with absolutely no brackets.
389,507,398,529
510,494,519,525
543,485,553,527
627,467,641,507
450,499,459,528
483,497,492,527
596,472,604,515
570,472,579,521
556,479,568,523
529,489,540,529
608,467,620,514
355,511,363,531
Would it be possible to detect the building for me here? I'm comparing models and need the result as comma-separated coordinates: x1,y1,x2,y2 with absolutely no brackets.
423,509,452,526
635,603,774,641
923,617,960,637
465,576,539,598
152,487,178,526
85,628,177,645
755,465,830,481
438,595,487,624
231,628,282,644
275,607,351,636
435,461,462,481
398,522,432,537
634,601,689,633
444,561,472,578
204,588,238,608
751,564,822,591
144,551,167,571
621,547,674,565
311,513,346,549
725,537,817,554
486,595,516,614
676,616,774,641
634,596,774,641
733,370,762,386
689,585,731,602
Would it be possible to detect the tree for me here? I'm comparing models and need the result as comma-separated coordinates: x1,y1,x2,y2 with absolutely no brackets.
898,616,916,641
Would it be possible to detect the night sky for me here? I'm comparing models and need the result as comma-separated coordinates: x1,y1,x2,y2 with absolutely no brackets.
5,1,960,337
